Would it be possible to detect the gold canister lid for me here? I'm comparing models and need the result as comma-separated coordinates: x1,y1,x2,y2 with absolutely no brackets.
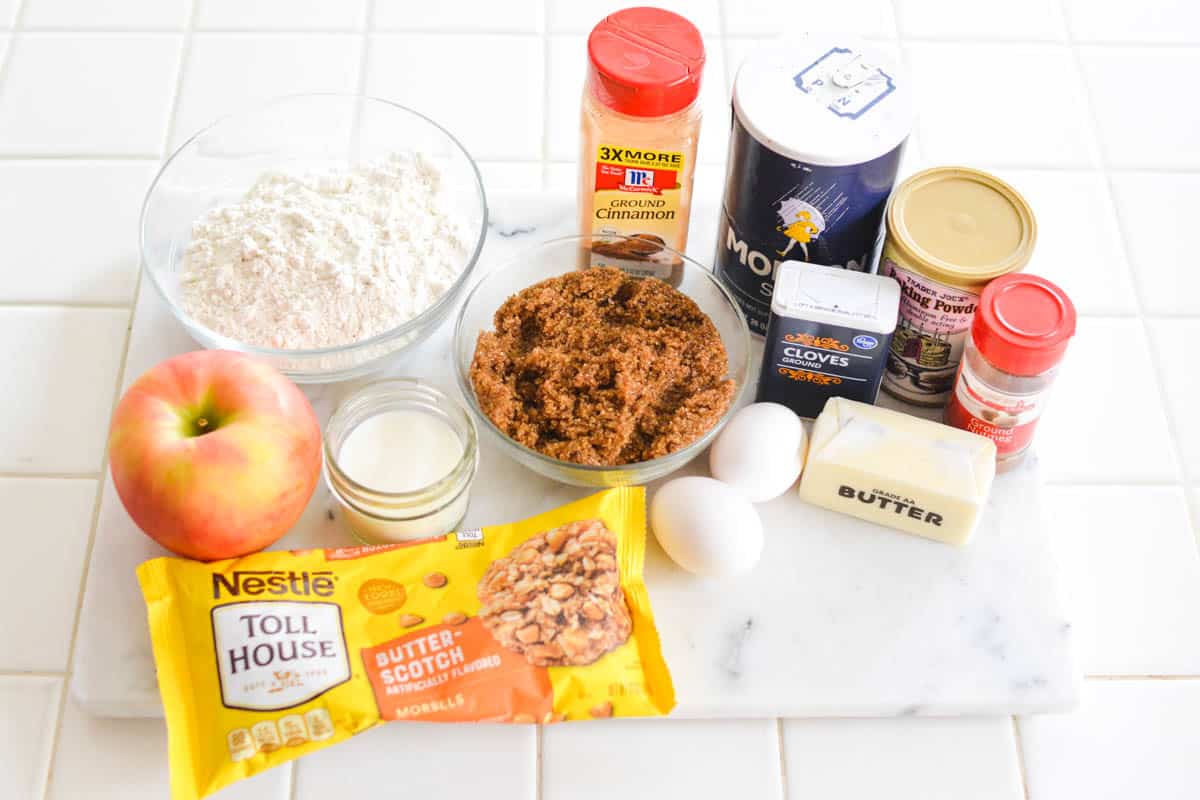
886,166,1036,288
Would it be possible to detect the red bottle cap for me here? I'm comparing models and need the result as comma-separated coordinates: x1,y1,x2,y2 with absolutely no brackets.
973,274,1077,376
586,7,705,118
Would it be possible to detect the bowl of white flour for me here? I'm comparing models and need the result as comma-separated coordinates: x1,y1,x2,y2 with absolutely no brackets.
141,94,487,382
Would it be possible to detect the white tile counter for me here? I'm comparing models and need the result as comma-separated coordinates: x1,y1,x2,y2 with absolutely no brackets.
1,1,1198,798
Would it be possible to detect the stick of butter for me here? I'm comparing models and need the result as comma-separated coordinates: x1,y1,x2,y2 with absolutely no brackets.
798,398,997,545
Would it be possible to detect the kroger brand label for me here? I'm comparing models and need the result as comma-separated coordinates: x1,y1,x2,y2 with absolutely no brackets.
211,600,351,711
756,319,893,419
880,258,981,404
714,113,903,335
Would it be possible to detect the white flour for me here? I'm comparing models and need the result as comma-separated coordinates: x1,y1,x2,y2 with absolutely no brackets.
180,152,471,350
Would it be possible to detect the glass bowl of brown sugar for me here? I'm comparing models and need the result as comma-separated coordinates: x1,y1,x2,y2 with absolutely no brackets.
453,234,751,488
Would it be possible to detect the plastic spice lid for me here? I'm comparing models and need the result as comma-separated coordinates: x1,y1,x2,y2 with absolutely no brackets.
887,167,1037,289
733,34,912,167
973,274,1077,376
586,7,705,118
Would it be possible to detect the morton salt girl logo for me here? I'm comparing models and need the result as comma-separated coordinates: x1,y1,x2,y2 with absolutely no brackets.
775,200,825,260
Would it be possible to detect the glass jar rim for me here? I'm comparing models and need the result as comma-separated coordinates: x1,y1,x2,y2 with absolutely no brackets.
323,379,479,511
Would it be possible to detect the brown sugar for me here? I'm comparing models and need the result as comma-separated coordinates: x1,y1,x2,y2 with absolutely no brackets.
469,267,736,466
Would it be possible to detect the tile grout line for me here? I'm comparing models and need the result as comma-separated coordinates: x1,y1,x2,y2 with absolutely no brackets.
539,0,551,190
1085,673,1200,681
1042,478,1194,487
0,669,68,679
0,9,60,800
0,0,30,97
1,153,1198,174
157,0,197,157
0,471,99,480
0,153,162,160
39,276,142,800
1011,717,1033,800
4,27,1199,46
775,718,790,800
0,302,132,310
40,3,197,795
534,724,544,800
1057,0,1200,551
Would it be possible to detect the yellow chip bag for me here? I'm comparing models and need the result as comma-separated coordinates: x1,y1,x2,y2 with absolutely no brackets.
138,487,673,800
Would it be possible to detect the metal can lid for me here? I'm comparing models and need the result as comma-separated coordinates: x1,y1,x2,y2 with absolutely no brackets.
973,273,1076,376
886,167,1037,288
732,35,912,167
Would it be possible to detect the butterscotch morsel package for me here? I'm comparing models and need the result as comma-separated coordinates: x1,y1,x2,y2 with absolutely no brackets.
138,488,673,800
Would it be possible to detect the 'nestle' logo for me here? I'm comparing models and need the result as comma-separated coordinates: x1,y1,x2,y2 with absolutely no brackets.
213,570,336,599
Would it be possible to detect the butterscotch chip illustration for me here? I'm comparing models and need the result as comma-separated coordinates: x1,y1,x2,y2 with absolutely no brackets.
443,611,468,626
226,728,255,762
251,720,282,753
477,519,632,667
278,714,308,747
423,572,448,588
397,613,424,628
304,708,334,742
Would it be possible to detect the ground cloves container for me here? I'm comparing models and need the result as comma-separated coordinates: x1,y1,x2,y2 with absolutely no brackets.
324,379,478,543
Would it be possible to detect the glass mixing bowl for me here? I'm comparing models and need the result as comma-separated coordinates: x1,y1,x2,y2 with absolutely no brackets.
140,93,487,383
453,235,751,487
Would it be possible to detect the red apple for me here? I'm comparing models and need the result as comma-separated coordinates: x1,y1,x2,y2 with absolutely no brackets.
108,350,321,561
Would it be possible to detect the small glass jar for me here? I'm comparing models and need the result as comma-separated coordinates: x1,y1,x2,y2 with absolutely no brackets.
324,379,478,544
943,274,1076,470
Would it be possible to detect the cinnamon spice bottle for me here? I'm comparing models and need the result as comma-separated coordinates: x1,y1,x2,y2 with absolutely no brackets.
578,7,705,285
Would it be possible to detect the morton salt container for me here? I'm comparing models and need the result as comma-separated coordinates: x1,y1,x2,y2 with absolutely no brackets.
714,35,912,336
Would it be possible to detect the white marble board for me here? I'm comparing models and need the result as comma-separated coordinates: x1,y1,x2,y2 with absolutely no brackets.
73,194,1079,719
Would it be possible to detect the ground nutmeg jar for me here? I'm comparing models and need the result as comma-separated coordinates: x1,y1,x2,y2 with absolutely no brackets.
943,273,1076,469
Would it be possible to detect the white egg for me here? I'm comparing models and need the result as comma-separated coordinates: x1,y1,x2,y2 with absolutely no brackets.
650,476,763,577
709,402,807,503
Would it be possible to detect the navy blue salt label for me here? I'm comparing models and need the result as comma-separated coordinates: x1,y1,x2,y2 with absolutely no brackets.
756,317,892,419
714,114,904,335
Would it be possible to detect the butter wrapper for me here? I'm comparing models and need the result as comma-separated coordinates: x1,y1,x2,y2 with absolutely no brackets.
137,487,673,800
798,398,996,544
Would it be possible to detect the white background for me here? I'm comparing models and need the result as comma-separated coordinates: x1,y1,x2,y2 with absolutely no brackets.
0,0,1198,798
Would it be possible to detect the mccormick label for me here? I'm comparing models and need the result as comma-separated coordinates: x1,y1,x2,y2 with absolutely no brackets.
880,259,981,405
714,115,904,335
757,319,892,419
944,367,1048,460
587,144,686,280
